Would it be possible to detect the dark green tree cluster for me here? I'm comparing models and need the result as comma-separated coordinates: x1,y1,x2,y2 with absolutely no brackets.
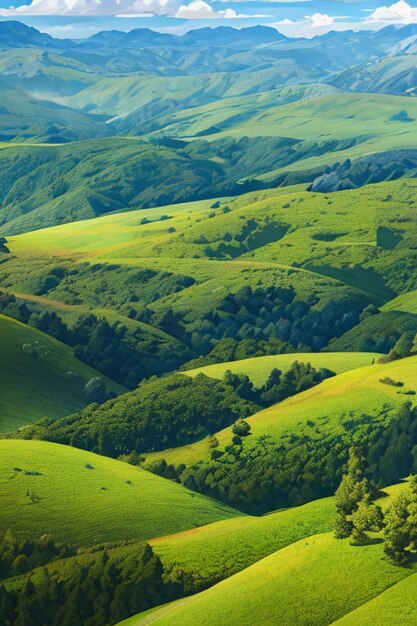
18,363,334,459
181,337,292,370
379,331,416,363
18,374,258,457
334,451,383,544
384,476,417,564
223,362,335,407
177,285,369,354
0,542,176,626
150,403,417,515
366,402,417,487
0,290,190,389
0,531,74,580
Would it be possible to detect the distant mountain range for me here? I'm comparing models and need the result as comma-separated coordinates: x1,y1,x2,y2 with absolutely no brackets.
1,18,417,231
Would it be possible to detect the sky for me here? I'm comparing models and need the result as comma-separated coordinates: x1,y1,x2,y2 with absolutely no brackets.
1,0,417,38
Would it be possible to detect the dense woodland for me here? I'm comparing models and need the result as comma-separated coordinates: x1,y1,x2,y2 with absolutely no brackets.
16,363,334,457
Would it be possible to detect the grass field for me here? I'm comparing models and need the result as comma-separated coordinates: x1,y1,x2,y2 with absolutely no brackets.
186,351,381,386
151,496,334,592
0,314,124,433
0,440,240,546
120,531,416,626
7,178,417,313
333,572,417,625
146,355,417,468
382,290,417,315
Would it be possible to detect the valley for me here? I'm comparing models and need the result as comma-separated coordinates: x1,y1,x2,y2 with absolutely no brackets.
2,16,417,626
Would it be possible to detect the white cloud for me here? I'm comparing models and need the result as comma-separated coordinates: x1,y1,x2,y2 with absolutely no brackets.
271,12,353,37
366,0,417,23
309,12,335,28
174,0,251,19
0,0,174,17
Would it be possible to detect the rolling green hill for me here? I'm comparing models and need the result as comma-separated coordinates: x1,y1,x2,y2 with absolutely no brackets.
120,531,416,626
331,55,417,97
147,355,417,469
0,440,240,546
186,352,380,386
382,290,417,315
150,496,334,594
0,314,124,433
333,572,417,625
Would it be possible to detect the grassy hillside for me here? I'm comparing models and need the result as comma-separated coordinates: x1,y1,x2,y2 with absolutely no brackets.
151,496,334,593
0,314,124,432
121,532,416,626
3,178,417,397
10,178,417,303
329,310,417,353
149,482,405,596
0,440,240,546
186,352,381,386
382,290,417,315
333,572,417,625
147,354,417,469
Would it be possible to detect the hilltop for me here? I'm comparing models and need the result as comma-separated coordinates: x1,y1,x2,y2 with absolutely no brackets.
0,440,239,546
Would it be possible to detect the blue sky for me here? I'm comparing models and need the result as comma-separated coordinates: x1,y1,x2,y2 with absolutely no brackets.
1,0,417,38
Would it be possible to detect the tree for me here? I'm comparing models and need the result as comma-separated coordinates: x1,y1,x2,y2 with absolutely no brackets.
334,450,373,539
349,496,384,545
384,492,411,563
232,419,251,437
384,476,417,563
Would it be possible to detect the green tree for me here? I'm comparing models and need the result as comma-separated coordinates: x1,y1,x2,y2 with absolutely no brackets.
232,419,251,437
349,496,384,544
384,476,417,563
334,450,372,539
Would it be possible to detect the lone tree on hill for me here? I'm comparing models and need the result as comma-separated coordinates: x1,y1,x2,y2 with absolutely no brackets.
384,475,417,564
232,419,251,437
334,449,383,544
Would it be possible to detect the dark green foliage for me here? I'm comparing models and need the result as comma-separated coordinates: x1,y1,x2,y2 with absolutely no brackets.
179,285,369,354
223,362,335,408
180,337,293,370
379,331,416,363
0,531,75,581
18,363,334,458
333,451,383,543
232,419,251,437
309,149,417,193
329,311,417,354
350,497,384,545
0,291,191,389
152,404,417,514
384,476,417,564
0,541,177,626
19,374,258,456
379,377,404,387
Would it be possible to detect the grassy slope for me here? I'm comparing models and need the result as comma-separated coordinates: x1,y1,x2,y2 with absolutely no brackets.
382,290,417,315
0,314,124,433
150,496,334,591
186,352,381,386
333,572,417,625
206,92,417,174
149,483,402,592
10,177,417,284
146,355,417,468
9,179,417,321
121,532,415,626
0,440,240,546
